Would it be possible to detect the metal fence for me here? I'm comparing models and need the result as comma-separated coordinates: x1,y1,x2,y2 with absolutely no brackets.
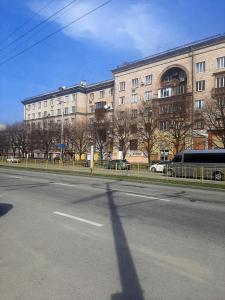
1,157,225,185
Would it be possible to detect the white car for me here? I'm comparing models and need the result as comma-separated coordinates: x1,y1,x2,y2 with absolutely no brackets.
150,161,168,173
6,157,21,163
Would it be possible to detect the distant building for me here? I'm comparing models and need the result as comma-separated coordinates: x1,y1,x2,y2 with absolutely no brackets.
0,124,6,131
22,33,225,162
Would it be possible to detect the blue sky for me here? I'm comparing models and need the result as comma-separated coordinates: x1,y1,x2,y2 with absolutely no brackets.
0,0,225,124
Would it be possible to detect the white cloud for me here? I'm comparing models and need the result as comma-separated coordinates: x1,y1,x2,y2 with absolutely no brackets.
29,0,181,56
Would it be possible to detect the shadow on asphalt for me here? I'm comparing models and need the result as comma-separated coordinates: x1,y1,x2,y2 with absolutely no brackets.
0,203,13,217
70,182,145,299
0,182,54,192
106,183,145,300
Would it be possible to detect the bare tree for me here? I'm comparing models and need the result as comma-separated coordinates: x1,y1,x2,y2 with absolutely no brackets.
0,128,10,157
158,101,192,155
138,105,158,166
89,115,111,162
203,97,225,148
37,122,60,159
69,121,89,160
113,110,133,160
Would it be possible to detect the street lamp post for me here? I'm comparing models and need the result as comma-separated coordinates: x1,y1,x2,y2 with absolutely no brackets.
58,86,66,161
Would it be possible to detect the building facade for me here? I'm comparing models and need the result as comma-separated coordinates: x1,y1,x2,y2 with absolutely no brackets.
22,33,225,162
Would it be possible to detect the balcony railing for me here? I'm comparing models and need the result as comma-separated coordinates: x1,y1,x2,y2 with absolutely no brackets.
158,84,187,99
211,87,225,97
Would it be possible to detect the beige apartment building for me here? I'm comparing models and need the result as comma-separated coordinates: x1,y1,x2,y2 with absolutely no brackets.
22,33,225,162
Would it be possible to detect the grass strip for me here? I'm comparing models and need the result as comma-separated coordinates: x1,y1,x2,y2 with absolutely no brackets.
1,164,225,191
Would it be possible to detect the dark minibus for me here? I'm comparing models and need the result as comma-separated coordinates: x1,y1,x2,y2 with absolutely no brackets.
166,149,225,181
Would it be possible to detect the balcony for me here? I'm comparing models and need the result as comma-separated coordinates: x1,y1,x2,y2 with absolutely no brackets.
158,84,187,99
211,87,225,98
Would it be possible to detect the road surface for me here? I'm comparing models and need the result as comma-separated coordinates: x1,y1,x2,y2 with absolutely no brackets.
0,168,225,300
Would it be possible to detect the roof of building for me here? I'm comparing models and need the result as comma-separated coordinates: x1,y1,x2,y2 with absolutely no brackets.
21,79,114,105
112,33,225,74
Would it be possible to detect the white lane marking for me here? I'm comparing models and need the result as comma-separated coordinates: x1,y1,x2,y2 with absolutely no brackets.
52,182,75,187
2,175,23,179
53,211,104,227
125,193,171,202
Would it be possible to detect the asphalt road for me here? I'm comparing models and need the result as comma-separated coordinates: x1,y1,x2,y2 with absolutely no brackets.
0,167,225,300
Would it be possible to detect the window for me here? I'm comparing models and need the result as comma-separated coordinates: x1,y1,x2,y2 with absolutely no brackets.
38,102,41,109
72,106,76,113
119,81,125,91
217,56,225,69
131,109,137,118
119,111,125,119
43,111,47,117
146,75,152,85
50,99,54,105
100,90,105,98
216,76,225,88
196,80,205,92
184,153,225,163
110,88,114,96
172,155,182,162
130,139,138,151
195,99,204,109
95,101,106,110
31,113,35,119
119,96,125,105
72,93,77,102
144,91,152,101
158,88,172,98
89,93,94,101
28,114,30,120
159,120,170,131
131,93,138,104
64,107,68,115
131,124,137,134
195,119,204,129
44,101,47,107
51,110,54,116
218,97,225,107
196,61,205,73
28,104,31,110
119,126,124,134
132,78,139,89
57,109,61,115
32,103,35,110
38,112,41,118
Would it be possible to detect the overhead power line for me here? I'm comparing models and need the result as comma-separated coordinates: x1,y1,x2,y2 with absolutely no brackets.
0,0,56,46
0,0,82,62
0,0,79,53
0,0,113,67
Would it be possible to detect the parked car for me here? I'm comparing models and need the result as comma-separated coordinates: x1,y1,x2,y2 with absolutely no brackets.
104,159,130,170
150,161,170,173
6,157,21,163
166,149,225,181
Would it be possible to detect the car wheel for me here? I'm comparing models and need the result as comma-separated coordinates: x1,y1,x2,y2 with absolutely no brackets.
213,171,224,181
151,167,157,172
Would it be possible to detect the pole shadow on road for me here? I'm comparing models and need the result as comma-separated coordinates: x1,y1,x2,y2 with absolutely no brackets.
70,182,145,299
105,183,145,300
0,203,13,217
